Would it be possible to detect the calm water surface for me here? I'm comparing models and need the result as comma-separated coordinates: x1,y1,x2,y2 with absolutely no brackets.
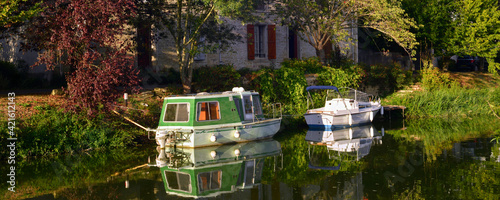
3,119,500,199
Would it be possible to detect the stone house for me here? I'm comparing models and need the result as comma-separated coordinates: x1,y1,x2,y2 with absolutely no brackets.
147,2,358,72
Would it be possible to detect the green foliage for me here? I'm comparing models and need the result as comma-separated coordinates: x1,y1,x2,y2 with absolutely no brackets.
253,58,364,115
280,57,324,74
193,64,242,92
256,66,308,115
448,0,500,73
317,67,362,89
275,0,417,60
13,107,137,158
0,0,43,34
421,66,456,91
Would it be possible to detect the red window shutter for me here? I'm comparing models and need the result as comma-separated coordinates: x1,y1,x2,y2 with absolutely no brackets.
247,24,255,60
267,25,276,59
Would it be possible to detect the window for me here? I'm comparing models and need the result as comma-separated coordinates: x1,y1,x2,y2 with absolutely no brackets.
252,95,263,115
193,36,206,61
198,171,222,192
164,103,189,122
254,0,272,11
255,25,266,58
243,96,253,114
243,95,263,115
165,171,191,192
197,102,220,121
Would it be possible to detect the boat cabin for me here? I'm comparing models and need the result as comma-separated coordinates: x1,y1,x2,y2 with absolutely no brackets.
158,87,265,128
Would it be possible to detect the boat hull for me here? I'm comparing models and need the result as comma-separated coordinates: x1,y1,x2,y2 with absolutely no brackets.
305,107,380,129
156,118,281,148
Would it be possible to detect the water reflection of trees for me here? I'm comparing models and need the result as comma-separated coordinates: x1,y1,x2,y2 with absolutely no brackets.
387,117,500,161
264,130,362,187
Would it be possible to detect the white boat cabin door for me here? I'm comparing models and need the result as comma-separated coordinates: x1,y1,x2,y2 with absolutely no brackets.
241,94,263,121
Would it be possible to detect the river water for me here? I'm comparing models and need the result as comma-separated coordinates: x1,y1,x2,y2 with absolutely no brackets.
3,118,500,199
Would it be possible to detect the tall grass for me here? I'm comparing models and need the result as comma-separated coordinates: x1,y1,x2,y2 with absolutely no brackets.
0,106,142,159
385,86,500,118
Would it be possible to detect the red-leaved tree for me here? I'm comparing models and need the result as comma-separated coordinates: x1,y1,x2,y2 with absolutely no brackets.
23,0,140,115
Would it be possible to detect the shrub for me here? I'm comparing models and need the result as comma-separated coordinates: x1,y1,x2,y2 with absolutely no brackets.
192,64,241,92
16,107,136,158
421,66,456,91
317,67,362,89
280,57,324,74
255,67,308,115
253,58,363,115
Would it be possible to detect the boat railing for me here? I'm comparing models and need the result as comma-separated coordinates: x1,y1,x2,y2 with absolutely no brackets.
263,103,282,119
335,87,378,102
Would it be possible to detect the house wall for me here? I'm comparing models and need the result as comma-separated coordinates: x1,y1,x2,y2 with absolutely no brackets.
152,15,317,71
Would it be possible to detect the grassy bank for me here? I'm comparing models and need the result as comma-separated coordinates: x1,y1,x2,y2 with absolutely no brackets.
384,86,500,118
384,69,500,119
0,94,164,159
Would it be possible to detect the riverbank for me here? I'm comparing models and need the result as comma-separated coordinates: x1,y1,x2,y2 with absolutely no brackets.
0,93,162,159
384,71,500,119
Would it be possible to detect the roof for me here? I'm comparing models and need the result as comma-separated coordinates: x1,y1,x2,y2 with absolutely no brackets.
306,86,339,92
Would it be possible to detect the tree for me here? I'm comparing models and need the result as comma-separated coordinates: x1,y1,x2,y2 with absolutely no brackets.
22,0,140,115
0,0,42,29
154,0,255,94
400,0,455,68
275,0,418,62
447,0,500,73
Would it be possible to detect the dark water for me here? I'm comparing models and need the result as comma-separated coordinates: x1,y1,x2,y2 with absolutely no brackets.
3,119,500,199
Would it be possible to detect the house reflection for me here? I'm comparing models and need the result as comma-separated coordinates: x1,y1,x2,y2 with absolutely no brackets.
149,139,282,199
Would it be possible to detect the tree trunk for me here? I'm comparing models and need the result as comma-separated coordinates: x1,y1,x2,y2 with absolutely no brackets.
315,48,326,64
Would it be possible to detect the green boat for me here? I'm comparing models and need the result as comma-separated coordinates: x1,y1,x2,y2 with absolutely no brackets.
151,139,282,198
153,87,282,148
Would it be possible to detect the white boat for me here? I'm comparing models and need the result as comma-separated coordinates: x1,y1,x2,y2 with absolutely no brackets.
304,86,382,129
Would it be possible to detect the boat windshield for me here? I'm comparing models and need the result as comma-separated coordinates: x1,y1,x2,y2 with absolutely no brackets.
164,103,189,122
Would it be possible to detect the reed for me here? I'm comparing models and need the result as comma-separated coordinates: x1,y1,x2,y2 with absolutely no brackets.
385,86,500,119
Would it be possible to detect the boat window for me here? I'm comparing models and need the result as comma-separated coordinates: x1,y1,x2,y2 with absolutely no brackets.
198,171,222,192
165,171,191,192
164,103,189,122
252,95,263,115
243,96,253,114
197,102,220,121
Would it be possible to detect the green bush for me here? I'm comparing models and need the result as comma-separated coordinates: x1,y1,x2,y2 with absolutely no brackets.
280,57,324,74
15,107,136,158
421,66,456,91
252,58,363,115
193,64,242,92
255,67,308,115
317,67,362,89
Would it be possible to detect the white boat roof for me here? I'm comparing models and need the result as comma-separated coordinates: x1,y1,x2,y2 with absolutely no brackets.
164,87,259,100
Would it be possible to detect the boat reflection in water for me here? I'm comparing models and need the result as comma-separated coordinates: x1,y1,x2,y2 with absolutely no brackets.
306,125,383,161
149,139,282,199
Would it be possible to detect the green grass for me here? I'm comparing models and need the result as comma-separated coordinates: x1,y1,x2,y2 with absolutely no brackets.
384,86,500,119
0,106,147,159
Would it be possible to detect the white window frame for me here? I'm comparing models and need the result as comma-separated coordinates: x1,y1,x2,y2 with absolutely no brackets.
163,103,190,122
